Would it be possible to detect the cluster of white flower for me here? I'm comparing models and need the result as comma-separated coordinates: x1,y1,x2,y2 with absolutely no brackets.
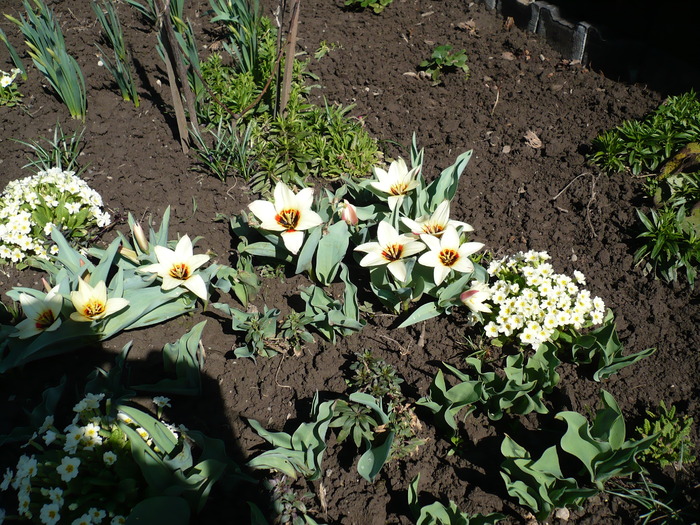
482,250,606,350
0,168,111,264
0,394,126,525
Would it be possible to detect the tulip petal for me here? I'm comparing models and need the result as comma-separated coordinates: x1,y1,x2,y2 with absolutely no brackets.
281,230,305,255
433,265,451,286
182,274,208,301
296,209,323,231
174,235,194,259
359,251,387,267
248,200,284,231
386,260,407,282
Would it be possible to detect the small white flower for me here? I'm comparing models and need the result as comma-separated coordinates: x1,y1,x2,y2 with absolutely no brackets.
1,468,13,491
89,508,106,523
43,430,57,446
111,516,126,525
153,396,171,409
56,457,80,483
103,451,117,466
247,182,324,255
39,503,61,525
354,221,425,282
71,514,92,525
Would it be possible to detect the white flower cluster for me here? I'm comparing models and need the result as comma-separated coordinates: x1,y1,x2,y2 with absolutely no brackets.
0,394,126,525
482,250,606,349
0,168,111,264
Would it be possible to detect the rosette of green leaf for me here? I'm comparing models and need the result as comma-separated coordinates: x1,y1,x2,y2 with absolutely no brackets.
92,0,140,107
408,474,505,525
556,390,658,490
7,0,87,120
300,265,365,342
115,403,236,518
344,0,393,14
635,401,697,469
418,344,561,434
247,393,334,480
500,436,598,521
419,45,470,86
341,393,395,482
212,303,281,358
634,206,700,286
131,321,206,395
569,314,656,381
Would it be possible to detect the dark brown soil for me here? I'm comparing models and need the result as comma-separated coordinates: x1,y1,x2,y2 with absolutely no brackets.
1,0,698,523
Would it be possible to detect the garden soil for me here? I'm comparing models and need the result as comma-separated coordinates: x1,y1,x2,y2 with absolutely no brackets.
0,0,698,523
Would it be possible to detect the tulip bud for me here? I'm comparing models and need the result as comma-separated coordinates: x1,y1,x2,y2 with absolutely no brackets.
41,277,52,293
340,200,358,226
132,222,149,253
118,246,140,264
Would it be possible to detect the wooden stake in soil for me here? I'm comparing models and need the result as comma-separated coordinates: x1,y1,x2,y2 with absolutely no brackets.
155,0,199,153
279,0,300,115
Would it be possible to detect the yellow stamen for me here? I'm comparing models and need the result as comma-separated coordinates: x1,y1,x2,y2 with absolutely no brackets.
389,182,409,195
35,309,56,330
82,300,106,319
169,263,191,280
422,223,445,235
439,249,459,267
382,244,404,261
275,208,301,230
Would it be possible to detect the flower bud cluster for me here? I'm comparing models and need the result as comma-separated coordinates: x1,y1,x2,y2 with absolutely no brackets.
0,168,111,264
482,250,605,349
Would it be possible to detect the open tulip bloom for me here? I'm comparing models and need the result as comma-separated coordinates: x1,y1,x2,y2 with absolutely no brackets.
139,235,210,301
370,158,421,211
401,200,474,236
70,278,129,323
355,221,426,282
418,226,484,285
248,182,324,255
14,286,63,338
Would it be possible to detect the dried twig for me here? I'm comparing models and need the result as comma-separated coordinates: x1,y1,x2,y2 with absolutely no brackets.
490,86,500,116
551,172,599,238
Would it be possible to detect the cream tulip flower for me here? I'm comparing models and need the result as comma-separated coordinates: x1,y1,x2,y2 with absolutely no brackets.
370,158,420,211
460,281,493,314
70,279,129,322
418,226,484,285
139,235,210,301
14,286,63,339
401,200,474,236
354,221,425,282
248,182,324,255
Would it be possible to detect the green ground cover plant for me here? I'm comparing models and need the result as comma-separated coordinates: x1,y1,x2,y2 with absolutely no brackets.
419,45,470,85
590,91,700,286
